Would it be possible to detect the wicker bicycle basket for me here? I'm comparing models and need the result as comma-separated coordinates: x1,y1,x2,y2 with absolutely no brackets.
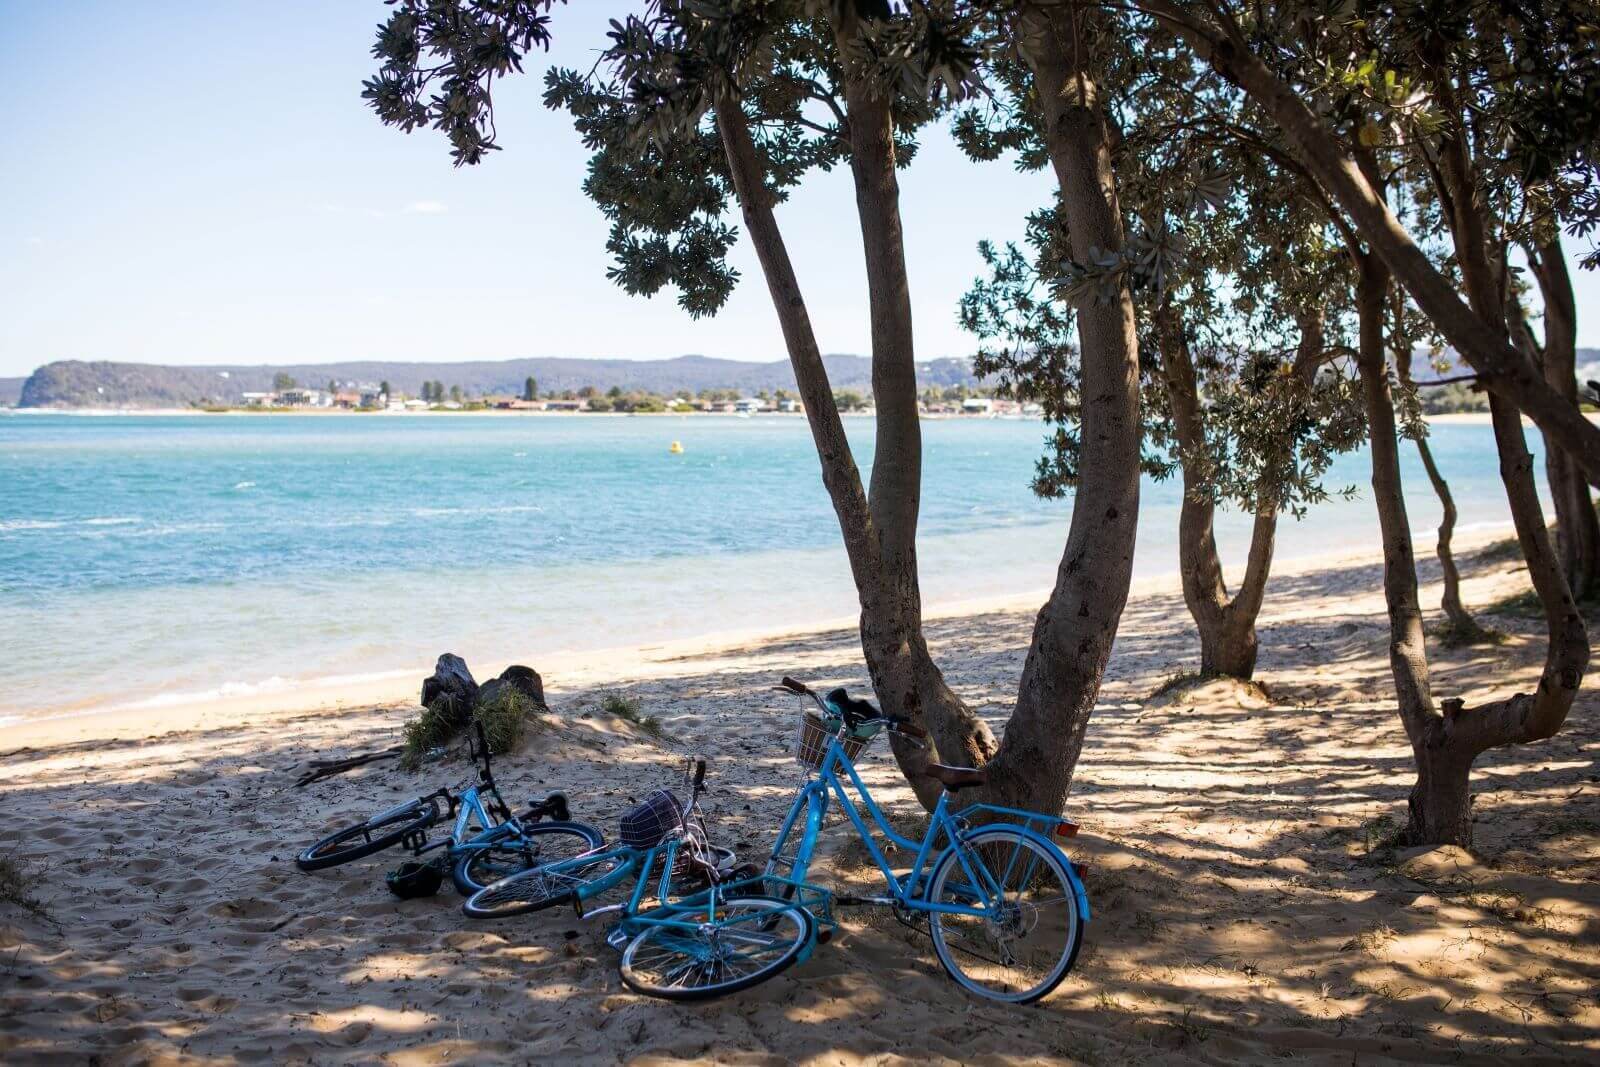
795,712,875,770
619,789,684,849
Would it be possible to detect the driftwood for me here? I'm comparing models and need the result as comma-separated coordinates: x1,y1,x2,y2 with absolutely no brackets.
294,746,403,787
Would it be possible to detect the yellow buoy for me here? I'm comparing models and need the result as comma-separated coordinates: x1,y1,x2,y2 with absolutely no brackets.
669,440,684,454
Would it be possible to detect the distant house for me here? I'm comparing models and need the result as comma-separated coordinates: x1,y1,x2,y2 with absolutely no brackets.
777,398,802,413
240,392,276,407
734,397,768,413
403,398,430,411
359,387,387,409
544,399,586,412
332,391,361,409
277,388,326,407
961,397,994,415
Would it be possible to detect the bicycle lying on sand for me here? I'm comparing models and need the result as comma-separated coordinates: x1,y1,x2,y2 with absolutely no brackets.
295,720,604,895
462,758,804,1000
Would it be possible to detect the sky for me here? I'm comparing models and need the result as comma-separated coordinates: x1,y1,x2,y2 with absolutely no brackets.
0,1,1595,380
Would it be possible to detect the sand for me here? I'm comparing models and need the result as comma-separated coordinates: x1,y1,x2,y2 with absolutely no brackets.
2,526,1597,1065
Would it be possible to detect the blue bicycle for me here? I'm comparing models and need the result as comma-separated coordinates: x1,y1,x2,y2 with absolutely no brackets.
463,759,813,1000
760,677,1090,1004
295,721,604,895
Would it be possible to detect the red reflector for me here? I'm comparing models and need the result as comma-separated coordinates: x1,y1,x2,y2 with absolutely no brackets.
1053,820,1079,839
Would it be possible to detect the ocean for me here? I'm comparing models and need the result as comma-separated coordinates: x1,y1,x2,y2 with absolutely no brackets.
0,412,1544,723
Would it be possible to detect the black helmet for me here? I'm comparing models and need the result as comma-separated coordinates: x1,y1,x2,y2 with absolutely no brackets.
386,858,444,899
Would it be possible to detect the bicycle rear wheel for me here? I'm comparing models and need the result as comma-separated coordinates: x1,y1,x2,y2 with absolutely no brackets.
925,826,1082,1004
618,897,812,1001
451,821,605,895
462,851,629,919
295,799,439,872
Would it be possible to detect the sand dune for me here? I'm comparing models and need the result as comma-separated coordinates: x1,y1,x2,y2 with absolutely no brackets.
2,531,1597,1064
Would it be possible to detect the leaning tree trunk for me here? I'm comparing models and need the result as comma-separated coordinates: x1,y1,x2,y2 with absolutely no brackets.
1379,105,1589,845
832,41,998,784
1352,253,1465,842
1395,343,1479,637
971,1,1144,813
713,98,988,810
1148,1,1600,486
1155,303,1275,679
1527,239,1599,599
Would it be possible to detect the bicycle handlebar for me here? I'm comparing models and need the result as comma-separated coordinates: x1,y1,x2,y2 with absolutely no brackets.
776,677,928,740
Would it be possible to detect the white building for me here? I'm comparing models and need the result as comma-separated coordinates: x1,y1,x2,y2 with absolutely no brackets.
961,397,994,415
240,392,276,407
277,388,327,407
734,397,768,413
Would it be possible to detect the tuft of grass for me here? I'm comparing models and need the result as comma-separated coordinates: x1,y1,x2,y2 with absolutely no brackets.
474,687,536,755
401,690,539,770
1432,615,1504,647
1360,812,1404,854
401,698,459,771
602,691,663,737
1474,536,1524,563
1149,671,1203,699
1341,922,1398,954
1170,1007,1213,1046
0,853,49,919
1484,586,1544,619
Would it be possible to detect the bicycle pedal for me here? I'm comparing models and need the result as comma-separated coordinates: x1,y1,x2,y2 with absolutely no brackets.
605,926,629,951
815,928,833,945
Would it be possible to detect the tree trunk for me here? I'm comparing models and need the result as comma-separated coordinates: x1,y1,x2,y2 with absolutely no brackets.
1147,2,1600,485
1156,303,1273,680
1527,239,1599,599
1407,745,1474,847
978,2,1143,813
1353,252,1456,842
712,101,946,810
1366,104,1590,845
830,30,998,780
1394,344,1479,637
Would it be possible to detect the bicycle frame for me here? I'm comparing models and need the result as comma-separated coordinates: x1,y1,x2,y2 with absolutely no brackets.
767,725,1089,923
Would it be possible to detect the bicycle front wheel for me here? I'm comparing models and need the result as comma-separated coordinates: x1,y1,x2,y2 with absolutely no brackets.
462,850,628,919
451,821,605,895
295,799,439,872
926,826,1083,1004
619,897,813,1001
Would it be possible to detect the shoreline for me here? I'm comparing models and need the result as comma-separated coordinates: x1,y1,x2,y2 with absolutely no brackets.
0,519,1518,751
9,408,1590,426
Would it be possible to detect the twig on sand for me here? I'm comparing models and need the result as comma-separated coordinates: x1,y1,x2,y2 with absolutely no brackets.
293,746,403,786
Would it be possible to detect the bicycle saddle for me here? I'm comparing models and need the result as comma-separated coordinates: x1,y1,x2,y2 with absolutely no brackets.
925,763,988,792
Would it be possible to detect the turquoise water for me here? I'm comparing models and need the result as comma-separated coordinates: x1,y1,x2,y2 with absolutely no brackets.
0,412,1544,720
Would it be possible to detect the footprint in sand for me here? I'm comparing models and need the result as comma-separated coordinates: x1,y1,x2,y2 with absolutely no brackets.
207,897,283,921
176,988,239,1013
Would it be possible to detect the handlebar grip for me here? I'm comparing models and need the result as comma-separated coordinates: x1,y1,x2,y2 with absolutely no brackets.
693,759,707,789
779,676,809,695
894,718,929,739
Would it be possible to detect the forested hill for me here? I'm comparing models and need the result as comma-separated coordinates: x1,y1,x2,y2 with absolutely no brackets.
14,354,984,409
0,378,24,406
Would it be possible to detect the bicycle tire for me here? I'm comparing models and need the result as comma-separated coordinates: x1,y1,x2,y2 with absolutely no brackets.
450,821,605,896
462,850,629,919
295,799,439,872
618,897,813,1001
925,825,1083,1004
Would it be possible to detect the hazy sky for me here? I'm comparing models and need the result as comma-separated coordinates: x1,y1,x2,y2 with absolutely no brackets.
1,1,1594,379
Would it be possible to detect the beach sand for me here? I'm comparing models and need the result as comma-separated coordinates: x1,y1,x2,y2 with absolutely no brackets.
2,527,1597,1065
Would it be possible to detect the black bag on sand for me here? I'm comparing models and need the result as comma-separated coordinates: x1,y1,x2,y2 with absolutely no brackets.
386,858,445,899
